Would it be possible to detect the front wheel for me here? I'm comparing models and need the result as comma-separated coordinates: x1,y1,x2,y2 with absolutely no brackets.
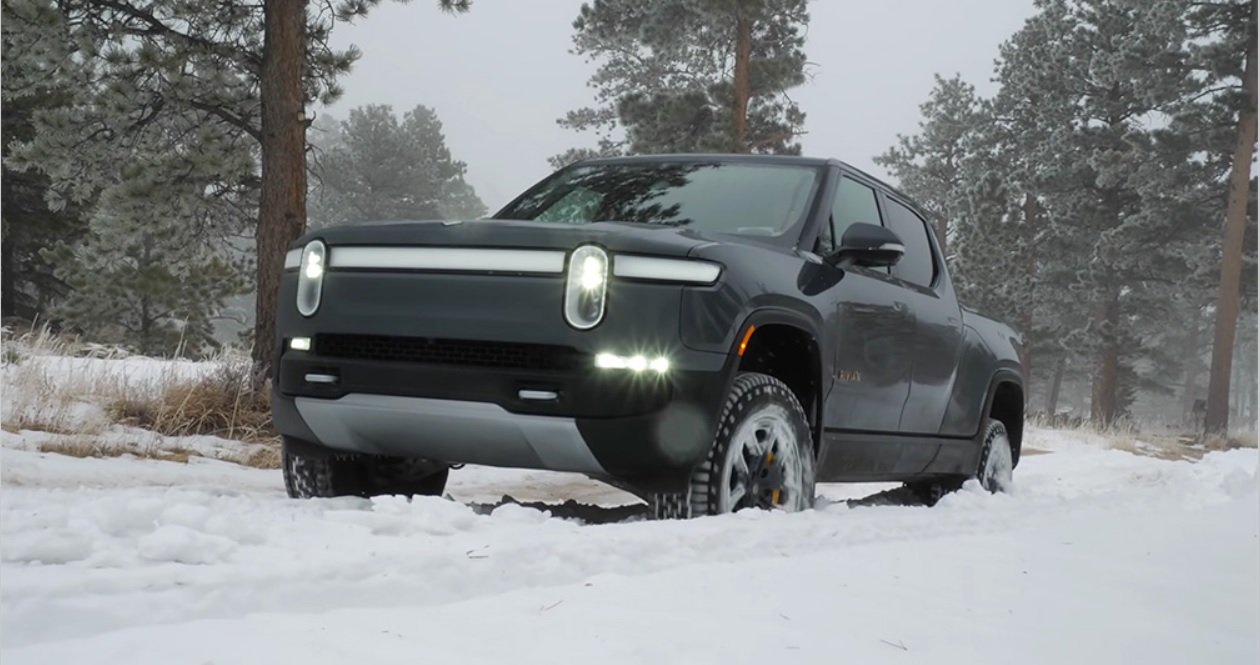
282,436,450,499
652,372,816,519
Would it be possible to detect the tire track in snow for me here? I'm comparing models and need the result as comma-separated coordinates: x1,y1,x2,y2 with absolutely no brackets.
1,446,1255,648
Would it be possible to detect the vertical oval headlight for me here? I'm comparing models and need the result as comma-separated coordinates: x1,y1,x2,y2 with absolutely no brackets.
296,240,326,317
564,245,608,330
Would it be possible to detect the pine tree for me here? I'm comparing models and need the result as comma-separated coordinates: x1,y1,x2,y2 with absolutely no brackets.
0,84,88,322
553,0,809,166
951,170,1028,321
2,0,472,374
308,104,485,227
1191,0,1257,435
992,0,1199,426
873,74,984,256
45,119,250,356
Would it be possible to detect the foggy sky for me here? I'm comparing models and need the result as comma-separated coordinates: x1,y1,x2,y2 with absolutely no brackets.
323,0,1036,211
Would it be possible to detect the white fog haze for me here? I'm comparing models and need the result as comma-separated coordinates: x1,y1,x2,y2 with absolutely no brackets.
2,0,1256,662
323,0,1036,208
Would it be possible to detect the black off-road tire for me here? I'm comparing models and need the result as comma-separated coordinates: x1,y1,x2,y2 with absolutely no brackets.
651,372,817,520
974,417,1014,493
281,436,450,499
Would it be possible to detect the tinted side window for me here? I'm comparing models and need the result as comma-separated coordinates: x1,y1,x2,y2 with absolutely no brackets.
831,177,882,245
883,197,936,287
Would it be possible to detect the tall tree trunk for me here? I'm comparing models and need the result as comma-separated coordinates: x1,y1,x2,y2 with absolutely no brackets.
1091,289,1121,427
1018,192,1038,390
1092,179,1125,428
732,14,752,150
1046,354,1065,416
1181,315,1204,423
253,0,309,383
935,213,948,257
0,236,14,318
1204,12,1257,436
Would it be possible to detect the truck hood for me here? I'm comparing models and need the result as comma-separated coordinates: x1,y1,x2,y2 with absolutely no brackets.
298,218,726,258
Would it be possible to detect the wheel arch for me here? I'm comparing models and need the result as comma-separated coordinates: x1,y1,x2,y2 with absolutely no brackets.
980,369,1025,466
724,308,828,458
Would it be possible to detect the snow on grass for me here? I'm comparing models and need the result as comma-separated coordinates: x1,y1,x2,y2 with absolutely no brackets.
1,434,1255,664
2,332,275,467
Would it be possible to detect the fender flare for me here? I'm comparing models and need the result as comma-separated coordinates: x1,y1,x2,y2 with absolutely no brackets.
976,367,1026,463
719,306,830,455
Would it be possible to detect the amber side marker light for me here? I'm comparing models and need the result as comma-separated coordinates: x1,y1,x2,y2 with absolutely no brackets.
738,325,757,356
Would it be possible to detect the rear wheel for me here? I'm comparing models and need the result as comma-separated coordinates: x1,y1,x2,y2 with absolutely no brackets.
282,436,449,499
652,372,816,519
975,418,1014,493
906,417,1013,505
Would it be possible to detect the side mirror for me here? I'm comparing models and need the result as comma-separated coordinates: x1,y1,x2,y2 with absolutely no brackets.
827,222,905,268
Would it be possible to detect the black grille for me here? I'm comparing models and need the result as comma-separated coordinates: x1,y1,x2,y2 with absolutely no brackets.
315,334,587,372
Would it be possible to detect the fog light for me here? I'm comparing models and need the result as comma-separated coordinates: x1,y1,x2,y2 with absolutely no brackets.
289,337,312,351
595,352,669,373
595,353,624,369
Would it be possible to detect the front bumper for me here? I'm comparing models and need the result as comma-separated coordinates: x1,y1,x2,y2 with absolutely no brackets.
272,340,735,480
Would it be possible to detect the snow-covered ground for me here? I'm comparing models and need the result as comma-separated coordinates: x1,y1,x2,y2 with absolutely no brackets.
1,341,1256,663
1,425,1256,665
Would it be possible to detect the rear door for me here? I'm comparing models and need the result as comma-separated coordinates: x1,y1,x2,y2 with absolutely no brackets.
879,193,964,434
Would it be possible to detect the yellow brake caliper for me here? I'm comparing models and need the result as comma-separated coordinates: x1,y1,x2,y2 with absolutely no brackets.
767,450,781,504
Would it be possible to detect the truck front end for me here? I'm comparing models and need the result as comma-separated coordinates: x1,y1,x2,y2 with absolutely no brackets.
272,227,735,483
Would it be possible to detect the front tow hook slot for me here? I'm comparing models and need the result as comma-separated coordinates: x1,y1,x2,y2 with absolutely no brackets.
518,389,559,402
305,372,339,385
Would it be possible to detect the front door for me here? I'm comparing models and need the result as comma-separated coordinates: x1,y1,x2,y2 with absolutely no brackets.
821,175,915,434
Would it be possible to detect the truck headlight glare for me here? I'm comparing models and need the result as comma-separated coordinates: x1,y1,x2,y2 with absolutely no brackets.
595,352,669,374
304,252,323,280
564,245,608,330
579,255,605,291
296,240,326,317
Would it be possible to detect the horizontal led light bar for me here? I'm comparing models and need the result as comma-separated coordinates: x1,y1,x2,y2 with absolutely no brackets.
595,353,670,373
325,247,567,274
612,255,722,284
289,336,312,351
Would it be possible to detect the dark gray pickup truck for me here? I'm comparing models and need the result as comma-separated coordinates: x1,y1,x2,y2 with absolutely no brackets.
270,153,1025,519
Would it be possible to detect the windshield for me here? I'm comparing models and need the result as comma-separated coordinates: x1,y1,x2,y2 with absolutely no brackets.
495,161,821,240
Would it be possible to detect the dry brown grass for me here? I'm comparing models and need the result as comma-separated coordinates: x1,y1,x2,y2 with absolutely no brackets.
106,360,277,444
1201,432,1258,452
4,325,280,468
34,438,196,463
2,354,111,436
1070,429,1255,462
1027,412,1259,462
1104,437,1199,462
34,438,126,459
233,444,281,469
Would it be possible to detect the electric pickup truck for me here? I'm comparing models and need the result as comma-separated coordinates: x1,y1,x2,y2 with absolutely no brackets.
271,153,1025,519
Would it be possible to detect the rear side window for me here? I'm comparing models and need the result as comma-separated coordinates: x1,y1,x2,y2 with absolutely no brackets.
883,197,936,288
